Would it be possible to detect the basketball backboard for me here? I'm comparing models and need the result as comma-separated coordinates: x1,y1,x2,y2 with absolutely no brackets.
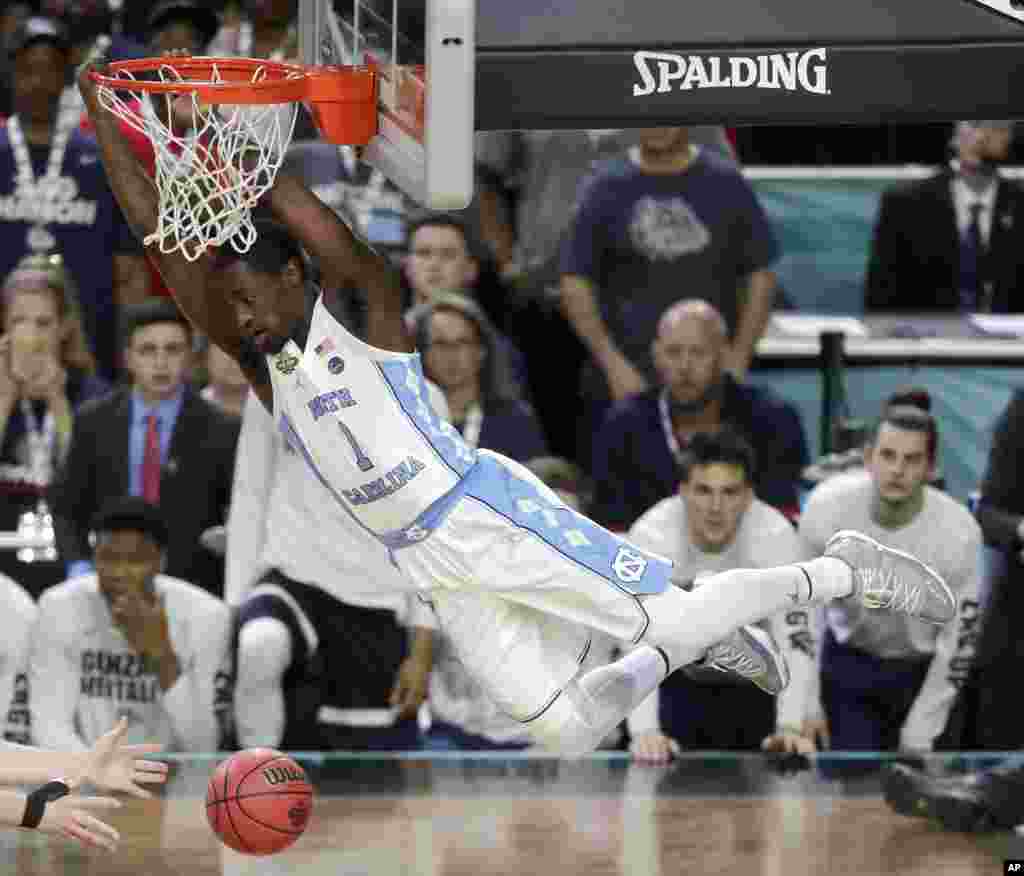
301,0,475,209
470,0,1024,129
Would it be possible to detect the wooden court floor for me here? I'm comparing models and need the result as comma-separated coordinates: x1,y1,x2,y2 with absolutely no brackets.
1,756,1020,876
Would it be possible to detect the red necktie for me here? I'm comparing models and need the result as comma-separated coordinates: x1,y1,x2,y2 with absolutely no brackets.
142,414,161,504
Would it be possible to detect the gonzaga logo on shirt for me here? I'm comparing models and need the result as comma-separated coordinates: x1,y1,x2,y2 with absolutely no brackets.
633,48,830,96
0,177,98,225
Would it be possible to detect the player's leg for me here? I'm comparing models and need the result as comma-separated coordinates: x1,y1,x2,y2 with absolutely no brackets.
234,571,321,749
467,453,954,660
426,587,634,756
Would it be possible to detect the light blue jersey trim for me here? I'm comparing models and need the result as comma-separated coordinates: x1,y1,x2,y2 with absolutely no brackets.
439,454,672,596
377,358,477,477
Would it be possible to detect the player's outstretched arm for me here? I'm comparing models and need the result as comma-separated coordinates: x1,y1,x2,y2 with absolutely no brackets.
76,59,246,364
0,719,168,798
266,173,412,353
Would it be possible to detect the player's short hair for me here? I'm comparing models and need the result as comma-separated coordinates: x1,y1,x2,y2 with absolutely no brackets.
91,497,170,550
214,219,310,282
869,389,938,462
679,428,757,485
121,298,192,348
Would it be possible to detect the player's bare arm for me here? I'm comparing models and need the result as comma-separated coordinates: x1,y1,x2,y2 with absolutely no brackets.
266,173,412,353
77,59,276,406
75,60,258,383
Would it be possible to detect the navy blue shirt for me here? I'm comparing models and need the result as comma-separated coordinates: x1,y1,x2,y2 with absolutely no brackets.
461,399,549,464
0,127,139,377
591,378,809,529
562,150,779,379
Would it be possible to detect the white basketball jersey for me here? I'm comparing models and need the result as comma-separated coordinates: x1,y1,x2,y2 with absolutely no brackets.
267,295,477,541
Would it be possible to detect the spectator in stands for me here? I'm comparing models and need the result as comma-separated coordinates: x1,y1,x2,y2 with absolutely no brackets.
0,3,34,120
799,399,982,753
475,127,736,461
0,255,109,598
402,213,529,388
0,572,35,744
42,0,147,68
226,383,445,751
590,299,808,531
0,16,149,377
866,121,1024,313
625,429,815,761
29,497,233,750
200,342,247,419
50,300,238,597
145,1,219,55
208,0,297,61
423,456,619,751
560,126,778,461
412,293,548,463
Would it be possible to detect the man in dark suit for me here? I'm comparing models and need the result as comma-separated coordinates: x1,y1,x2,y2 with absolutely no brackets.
50,299,239,596
866,121,1024,313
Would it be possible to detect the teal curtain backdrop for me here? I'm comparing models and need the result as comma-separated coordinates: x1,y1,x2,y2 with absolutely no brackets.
745,170,1024,499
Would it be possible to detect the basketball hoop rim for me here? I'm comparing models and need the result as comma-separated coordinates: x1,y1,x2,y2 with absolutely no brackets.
89,55,376,106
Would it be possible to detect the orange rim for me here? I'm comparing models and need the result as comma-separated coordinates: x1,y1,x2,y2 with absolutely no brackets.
89,56,375,106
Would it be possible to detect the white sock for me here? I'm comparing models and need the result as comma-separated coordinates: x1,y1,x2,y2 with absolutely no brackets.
527,648,670,756
797,557,855,600
578,645,668,711
235,617,291,748
641,564,833,671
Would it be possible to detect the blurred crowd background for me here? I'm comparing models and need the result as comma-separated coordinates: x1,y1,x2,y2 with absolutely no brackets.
1,0,1023,764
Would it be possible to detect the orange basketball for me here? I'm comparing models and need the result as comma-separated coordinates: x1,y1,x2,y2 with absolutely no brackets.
205,748,314,855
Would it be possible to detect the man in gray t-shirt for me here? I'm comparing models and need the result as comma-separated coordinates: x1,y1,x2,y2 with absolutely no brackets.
799,404,982,753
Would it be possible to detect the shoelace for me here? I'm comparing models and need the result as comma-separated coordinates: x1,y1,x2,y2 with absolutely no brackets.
859,572,924,616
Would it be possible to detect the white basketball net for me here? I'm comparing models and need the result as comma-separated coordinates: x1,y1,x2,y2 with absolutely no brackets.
96,63,300,262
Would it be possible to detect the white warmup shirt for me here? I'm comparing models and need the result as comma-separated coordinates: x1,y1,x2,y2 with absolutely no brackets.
799,472,983,750
626,496,815,738
29,574,232,751
0,575,35,744
225,382,448,628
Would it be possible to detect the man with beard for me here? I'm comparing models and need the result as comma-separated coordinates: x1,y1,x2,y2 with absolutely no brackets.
590,299,808,531
866,121,1024,313
560,126,779,464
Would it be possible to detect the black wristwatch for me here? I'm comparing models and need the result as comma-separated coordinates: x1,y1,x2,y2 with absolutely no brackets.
20,780,71,829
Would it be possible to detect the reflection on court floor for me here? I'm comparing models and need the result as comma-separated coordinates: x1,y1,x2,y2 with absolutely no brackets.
2,755,1021,875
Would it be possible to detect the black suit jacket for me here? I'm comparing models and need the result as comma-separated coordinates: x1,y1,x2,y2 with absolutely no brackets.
49,386,240,597
865,170,1024,312
936,390,1024,749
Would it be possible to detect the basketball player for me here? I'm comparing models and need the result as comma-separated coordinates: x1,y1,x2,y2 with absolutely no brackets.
0,716,169,850
77,58,958,756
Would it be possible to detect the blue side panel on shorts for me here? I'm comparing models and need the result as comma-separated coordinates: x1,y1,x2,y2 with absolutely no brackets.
465,454,673,596
377,358,478,477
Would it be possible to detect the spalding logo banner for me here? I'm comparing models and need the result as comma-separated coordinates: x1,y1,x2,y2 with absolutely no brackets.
633,48,829,97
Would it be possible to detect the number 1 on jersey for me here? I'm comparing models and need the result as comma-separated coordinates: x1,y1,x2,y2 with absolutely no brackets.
339,421,374,471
